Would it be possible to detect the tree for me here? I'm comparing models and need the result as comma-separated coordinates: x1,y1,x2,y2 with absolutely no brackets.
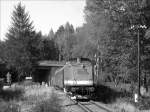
54,22,76,61
54,25,65,61
48,29,55,40
4,3,40,80
84,0,150,83
72,25,97,59
38,35,59,60
63,22,76,60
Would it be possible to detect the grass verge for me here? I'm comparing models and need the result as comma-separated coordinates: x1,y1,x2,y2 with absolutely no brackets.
31,92,62,112
0,83,63,112
95,82,150,111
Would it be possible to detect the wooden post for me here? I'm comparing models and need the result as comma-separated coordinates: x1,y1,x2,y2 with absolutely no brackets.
137,29,141,96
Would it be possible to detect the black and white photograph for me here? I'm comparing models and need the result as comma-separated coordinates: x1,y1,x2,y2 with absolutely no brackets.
0,0,150,112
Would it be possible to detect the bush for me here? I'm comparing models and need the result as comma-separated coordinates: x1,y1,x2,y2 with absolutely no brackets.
21,81,40,86
0,99,20,112
0,87,24,101
135,96,150,110
94,84,132,103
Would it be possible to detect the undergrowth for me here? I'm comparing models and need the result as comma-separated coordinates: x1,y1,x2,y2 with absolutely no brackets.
31,92,62,112
0,83,63,112
95,83,150,111
0,87,24,101
0,99,20,112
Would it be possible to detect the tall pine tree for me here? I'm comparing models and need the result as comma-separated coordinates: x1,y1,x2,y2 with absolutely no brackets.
5,2,40,80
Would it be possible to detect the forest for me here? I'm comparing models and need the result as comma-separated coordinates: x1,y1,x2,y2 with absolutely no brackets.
1,0,150,85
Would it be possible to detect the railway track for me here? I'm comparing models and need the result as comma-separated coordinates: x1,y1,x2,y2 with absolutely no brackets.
77,100,112,112
66,94,113,112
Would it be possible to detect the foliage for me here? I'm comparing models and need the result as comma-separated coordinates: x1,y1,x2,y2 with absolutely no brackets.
3,3,40,80
31,92,62,112
0,85,62,112
0,87,25,101
84,0,150,83
72,25,97,59
38,36,59,60
48,29,55,40
95,83,132,104
1,0,150,84
136,96,150,110
0,99,20,112
22,85,61,112
54,22,76,61
0,3,59,81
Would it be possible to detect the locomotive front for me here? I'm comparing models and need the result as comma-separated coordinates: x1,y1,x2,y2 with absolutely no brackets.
64,61,95,99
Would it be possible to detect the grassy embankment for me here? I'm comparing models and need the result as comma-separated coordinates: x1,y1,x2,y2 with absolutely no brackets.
0,83,63,112
95,82,150,112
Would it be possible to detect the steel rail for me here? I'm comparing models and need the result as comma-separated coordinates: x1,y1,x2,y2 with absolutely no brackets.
77,102,93,112
90,100,113,112
66,93,113,112
65,94,92,112
77,101,112,112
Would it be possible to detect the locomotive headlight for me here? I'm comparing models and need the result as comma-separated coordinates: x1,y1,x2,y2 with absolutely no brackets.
89,87,94,92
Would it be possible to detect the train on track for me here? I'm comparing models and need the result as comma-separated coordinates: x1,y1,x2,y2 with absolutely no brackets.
51,58,95,99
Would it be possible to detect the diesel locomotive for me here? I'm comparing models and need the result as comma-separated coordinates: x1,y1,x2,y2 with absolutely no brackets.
51,58,95,99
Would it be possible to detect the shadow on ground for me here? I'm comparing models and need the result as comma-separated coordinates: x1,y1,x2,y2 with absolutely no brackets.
93,84,131,104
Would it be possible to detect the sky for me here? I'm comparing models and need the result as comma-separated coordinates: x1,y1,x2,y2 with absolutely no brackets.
0,0,86,41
